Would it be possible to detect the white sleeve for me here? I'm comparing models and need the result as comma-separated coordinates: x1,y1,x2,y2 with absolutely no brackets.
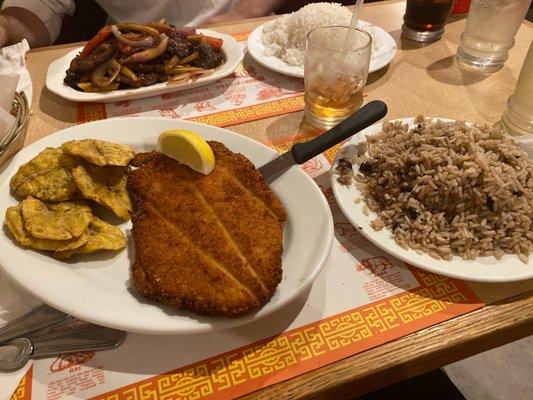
1,0,75,43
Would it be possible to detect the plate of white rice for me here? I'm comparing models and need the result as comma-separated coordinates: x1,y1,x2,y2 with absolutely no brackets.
247,3,397,78
331,117,533,283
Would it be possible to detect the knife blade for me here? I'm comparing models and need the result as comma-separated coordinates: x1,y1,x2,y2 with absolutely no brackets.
258,100,388,183
0,305,70,344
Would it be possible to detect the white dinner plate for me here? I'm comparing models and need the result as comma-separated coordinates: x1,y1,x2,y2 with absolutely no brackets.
246,20,397,79
45,29,243,103
0,118,334,334
331,117,533,283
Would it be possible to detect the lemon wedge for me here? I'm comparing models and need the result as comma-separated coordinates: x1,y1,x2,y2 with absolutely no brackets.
157,129,215,175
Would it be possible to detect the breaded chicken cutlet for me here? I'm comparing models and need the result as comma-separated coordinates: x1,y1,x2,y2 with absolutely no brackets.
127,141,287,317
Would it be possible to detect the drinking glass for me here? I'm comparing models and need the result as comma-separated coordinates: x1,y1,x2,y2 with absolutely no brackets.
304,26,372,129
401,0,455,43
457,0,532,72
501,42,533,135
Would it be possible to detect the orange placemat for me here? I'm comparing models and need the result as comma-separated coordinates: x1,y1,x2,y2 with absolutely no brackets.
76,32,305,127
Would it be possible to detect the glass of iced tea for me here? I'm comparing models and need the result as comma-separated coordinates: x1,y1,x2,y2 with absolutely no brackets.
401,0,455,42
304,26,372,129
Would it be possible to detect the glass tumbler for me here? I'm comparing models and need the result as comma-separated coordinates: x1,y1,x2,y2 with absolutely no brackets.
304,26,372,129
401,0,455,43
457,0,532,72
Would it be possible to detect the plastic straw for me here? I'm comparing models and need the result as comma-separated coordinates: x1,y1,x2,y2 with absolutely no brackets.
342,0,364,51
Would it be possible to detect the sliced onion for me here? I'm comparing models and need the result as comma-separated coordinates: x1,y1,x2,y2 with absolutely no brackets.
116,23,159,37
179,27,196,36
167,69,216,85
177,52,198,65
119,65,139,81
91,58,121,87
167,66,203,74
186,34,206,44
111,25,157,48
147,22,173,33
78,82,120,92
196,68,215,76
168,73,192,83
123,34,169,64
164,55,179,73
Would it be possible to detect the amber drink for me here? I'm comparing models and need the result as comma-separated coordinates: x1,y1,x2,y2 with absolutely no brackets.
304,26,371,129
402,0,455,42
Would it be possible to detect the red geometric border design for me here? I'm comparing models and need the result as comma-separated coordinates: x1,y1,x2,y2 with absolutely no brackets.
87,267,481,400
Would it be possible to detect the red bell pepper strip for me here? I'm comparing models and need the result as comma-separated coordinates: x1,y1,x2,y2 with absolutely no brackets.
204,36,223,51
80,25,112,58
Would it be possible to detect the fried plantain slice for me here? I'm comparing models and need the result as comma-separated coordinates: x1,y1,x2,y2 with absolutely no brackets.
20,197,93,240
5,205,90,251
61,139,135,166
9,148,80,201
54,216,126,259
72,164,132,220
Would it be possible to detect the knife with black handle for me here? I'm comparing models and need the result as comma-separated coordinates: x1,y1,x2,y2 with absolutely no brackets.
258,100,388,183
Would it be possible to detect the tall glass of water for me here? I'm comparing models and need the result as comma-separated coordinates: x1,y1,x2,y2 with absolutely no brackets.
457,0,532,72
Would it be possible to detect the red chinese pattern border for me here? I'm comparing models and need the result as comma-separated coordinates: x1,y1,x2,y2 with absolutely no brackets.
188,95,304,127
76,94,304,127
87,268,481,400
9,366,32,400
10,269,482,400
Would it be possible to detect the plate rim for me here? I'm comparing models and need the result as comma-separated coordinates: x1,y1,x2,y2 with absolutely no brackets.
45,29,244,103
0,117,334,334
330,117,533,283
246,20,397,78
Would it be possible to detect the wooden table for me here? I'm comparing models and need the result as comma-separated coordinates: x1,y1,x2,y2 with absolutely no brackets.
17,0,533,398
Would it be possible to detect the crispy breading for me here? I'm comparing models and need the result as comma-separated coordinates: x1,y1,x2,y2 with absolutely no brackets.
61,139,135,166
20,197,93,240
9,147,80,201
127,141,286,317
54,216,126,259
5,205,90,251
72,164,132,220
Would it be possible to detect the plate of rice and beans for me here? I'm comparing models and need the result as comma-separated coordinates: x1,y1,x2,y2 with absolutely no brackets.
247,3,397,78
331,117,533,282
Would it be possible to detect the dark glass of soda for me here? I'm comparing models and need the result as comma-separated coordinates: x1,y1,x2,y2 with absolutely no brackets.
402,0,455,42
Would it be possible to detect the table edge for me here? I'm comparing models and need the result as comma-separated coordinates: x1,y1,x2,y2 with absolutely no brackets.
243,289,533,399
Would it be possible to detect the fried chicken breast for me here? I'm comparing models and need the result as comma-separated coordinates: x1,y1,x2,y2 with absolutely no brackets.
127,141,286,317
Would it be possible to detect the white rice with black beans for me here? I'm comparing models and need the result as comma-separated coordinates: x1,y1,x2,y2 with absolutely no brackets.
335,116,533,263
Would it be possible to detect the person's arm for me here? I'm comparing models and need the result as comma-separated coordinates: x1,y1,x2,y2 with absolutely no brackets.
204,0,286,24
0,0,75,48
0,7,51,47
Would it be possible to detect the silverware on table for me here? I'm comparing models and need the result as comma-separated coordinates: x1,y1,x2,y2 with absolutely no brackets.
0,305,70,344
0,306,126,371
258,100,388,183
